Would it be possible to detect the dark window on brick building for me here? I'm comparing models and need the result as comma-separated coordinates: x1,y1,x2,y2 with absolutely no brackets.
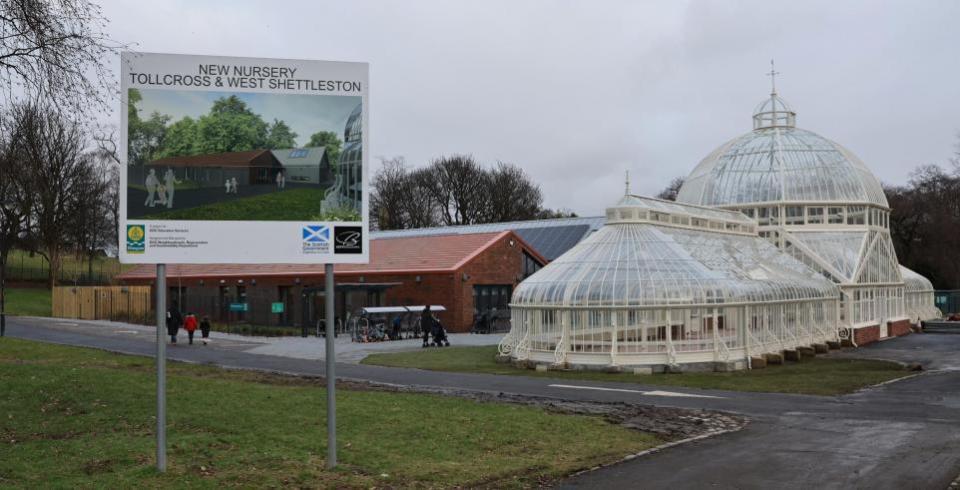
474,285,511,313
522,251,542,279
474,284,513,332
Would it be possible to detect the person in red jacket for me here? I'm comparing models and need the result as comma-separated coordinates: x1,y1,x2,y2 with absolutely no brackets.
183,312,198,345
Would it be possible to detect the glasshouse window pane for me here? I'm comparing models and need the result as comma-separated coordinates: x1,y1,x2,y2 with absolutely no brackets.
828,207,844,224
757,208,770,226
847,206,865,225
807,207,824,224
786,206,803,225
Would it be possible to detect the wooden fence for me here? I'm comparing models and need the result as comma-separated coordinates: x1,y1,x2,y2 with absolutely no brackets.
52,286,153,324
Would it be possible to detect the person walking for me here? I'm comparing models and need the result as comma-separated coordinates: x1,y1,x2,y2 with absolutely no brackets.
183,312,198,345
144,169,159,207
164,168,181,208
421,305,433,348
391,314,403,340
166,301,183,344
276,170,284,191
200,316,211,345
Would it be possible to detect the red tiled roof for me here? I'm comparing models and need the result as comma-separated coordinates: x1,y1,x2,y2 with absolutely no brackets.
148,149,273,168
118,231,542,280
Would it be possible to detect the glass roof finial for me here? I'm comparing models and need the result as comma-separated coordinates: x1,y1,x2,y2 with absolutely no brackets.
767,59,779,95
752,59,795,129
625,170,631,196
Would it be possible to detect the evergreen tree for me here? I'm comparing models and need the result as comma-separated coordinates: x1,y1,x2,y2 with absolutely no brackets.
307,130,342,168
267,119,298,149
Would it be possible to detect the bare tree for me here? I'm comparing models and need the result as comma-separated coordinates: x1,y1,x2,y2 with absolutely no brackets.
0,103,35,335
402,167,440,229
425,155,489,226
68,152,114,281
536,208,578,219
656,176,685,201
484,162,543,222
18,103,93,288
886,150,960,290
0,0,123,115
370,155,561,230
92,128,121,249
370,156,410,231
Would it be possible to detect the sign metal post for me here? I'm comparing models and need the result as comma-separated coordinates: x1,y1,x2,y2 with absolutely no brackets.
324,263,336,468
155,263,167,472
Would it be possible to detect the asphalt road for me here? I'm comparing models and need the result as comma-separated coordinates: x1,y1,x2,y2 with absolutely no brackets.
6,316,960,489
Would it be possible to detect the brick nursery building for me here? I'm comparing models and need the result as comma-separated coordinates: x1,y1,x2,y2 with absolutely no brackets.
117,230,546,333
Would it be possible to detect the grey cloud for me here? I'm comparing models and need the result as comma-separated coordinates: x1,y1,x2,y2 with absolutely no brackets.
100,0,960,213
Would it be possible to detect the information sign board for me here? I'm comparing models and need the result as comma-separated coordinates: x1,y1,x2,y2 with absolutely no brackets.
119,52,369,264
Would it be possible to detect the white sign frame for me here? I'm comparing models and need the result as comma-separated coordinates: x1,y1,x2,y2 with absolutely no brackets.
119,52,369,264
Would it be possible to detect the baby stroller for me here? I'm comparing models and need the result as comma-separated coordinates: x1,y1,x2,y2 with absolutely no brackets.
431,318,451,347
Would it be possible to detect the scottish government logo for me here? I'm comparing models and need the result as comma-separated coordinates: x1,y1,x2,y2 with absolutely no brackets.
302,225,330,254
126,224,146,254
334,226,362,254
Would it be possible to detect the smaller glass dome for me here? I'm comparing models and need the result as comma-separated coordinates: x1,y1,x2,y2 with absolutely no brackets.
512,196,838,309
901,265,941,321
901,265,934,293
752,94,796,129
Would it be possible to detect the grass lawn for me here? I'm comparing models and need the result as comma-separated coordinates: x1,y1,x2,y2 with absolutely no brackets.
144,188,326,221
3,287,51,316
0,339,659,488
361,345,912,396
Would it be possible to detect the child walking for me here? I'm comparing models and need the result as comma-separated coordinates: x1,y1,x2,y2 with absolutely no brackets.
183,312,198,345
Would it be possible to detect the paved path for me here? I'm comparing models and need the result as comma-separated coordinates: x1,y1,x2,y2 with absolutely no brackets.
35,318,503,363
5,317,960,489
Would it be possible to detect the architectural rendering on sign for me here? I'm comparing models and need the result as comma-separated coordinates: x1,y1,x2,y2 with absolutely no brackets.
500,86,940,371
126,88,357,221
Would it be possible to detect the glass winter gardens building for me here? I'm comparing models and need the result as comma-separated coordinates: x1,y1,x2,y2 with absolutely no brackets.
501,90,939,371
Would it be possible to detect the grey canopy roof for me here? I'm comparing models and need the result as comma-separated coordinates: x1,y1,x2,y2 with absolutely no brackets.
372,216,605,261
677,94,888,208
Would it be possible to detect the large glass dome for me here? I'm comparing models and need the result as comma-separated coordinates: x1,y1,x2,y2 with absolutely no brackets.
676,94,888,208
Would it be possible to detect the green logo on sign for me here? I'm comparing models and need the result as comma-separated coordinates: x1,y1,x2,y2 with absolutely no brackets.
271,302,284,314
126,225,145,254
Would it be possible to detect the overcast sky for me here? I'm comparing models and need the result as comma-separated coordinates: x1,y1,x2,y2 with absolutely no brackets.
100,0,960,215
